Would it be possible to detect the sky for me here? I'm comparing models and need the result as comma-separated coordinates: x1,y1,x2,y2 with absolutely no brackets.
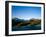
12,6,41,20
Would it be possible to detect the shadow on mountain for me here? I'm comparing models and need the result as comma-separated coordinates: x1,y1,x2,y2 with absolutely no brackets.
12,18,41,31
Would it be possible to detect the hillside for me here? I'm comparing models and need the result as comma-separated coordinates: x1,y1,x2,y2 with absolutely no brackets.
12,18,41,27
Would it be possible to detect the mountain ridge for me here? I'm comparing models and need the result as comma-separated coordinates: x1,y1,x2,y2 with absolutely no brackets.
12,17,41,27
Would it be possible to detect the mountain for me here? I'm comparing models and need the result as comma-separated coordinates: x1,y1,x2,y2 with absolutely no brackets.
12,17,25,26
12,17,25,22
12,17,41,27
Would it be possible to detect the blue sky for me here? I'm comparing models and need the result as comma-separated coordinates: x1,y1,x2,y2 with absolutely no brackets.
12,6,41,20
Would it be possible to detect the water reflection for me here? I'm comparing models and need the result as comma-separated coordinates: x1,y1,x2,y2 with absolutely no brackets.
12,24,41,31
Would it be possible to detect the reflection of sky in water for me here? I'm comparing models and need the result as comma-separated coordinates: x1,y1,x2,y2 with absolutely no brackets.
12,6,41,20
12,24,41,31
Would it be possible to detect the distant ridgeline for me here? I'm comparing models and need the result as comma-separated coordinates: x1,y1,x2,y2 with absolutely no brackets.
12,18,41,27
